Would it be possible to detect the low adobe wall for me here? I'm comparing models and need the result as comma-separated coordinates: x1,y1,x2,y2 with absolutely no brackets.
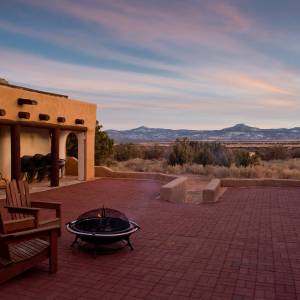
202,178,300,204
95,166,186,202
160,177,187,203
94,166,177,183
221,178,300,188
65,156,78,176
203,179,222,203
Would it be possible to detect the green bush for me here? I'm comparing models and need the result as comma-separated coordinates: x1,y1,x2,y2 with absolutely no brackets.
114,143,142,161
168,138,193,165
257,146,288,161
234,150,259,167
168,139,232,167
143,144,165,160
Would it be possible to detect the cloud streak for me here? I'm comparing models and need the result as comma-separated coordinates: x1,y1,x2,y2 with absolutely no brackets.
1,0,300,129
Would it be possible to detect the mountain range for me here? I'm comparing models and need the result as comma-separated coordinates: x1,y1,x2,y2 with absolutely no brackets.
106,124,300,142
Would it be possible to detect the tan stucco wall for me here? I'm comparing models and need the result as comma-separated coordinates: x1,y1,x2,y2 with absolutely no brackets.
20,127,51,156
0,84,96,180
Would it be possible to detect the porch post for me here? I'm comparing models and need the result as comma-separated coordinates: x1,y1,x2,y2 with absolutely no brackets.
11,124,21,180
77,132,85,181
51,127,60,187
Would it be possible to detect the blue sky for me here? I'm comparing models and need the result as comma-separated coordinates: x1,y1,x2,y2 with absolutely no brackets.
0,0,300,130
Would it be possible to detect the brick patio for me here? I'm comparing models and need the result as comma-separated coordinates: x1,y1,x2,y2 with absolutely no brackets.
1,178,300,300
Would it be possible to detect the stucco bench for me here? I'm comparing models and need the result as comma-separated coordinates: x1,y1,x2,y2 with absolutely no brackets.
203,179,221,203
160,177,187,203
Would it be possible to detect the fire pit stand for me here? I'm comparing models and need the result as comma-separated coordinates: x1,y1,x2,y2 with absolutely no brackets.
66,207,140,253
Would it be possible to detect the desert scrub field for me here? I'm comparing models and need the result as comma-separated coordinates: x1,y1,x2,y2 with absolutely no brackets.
109,158,300,180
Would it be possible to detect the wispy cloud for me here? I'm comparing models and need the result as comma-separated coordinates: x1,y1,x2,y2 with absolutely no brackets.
1,0,300,129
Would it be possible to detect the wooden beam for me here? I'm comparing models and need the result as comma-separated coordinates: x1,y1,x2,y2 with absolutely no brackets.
11,124,21,180
18,112,30,119
57,117,65,123
39,114,50,121
75,119,84,125
0,119,87,132
50,128,60,187
17,98,38,105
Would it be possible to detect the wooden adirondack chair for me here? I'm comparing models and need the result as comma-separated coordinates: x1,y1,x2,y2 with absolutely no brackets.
0,208,59,284
5,180,61,234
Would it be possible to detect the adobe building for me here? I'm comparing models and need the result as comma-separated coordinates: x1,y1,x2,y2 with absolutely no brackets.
0,79,96,186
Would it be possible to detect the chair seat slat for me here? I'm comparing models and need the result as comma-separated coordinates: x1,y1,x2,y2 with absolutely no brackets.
8,239,49,263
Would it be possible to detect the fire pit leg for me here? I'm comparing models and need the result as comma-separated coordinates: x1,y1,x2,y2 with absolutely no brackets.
93,245,98,257
71,235,79,247
125,237,134,250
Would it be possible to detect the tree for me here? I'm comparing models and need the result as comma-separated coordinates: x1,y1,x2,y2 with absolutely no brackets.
168,138,193,165
234,150,259,167
95,121,114,165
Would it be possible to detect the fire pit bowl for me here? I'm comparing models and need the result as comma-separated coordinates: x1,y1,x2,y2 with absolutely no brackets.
66,207,140,251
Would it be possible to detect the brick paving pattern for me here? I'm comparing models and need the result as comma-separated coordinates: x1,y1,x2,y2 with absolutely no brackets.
1,179,300,299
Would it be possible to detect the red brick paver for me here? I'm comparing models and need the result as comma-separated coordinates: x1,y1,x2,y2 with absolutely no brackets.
1,179,300,300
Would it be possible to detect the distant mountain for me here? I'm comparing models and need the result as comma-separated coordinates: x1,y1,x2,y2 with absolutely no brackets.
106,124,300,142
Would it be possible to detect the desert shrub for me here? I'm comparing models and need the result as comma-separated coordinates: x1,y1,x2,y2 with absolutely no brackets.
234,150,259,167
168,139,232,167
193,148,213,166
110,157,300,180
290,148,300,159
168,138,193,165
114,143,142,161
213,166,231,178
210,143,232,167
185,164,206,175
143,144,165,160
258,146,288,161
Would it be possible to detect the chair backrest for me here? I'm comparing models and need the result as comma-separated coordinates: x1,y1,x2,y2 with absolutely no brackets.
17,180,31,207
5,180,31,220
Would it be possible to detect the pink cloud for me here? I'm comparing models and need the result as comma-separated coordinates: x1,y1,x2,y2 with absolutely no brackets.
19,0,258,56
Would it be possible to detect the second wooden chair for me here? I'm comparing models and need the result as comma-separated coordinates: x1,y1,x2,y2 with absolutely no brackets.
5,180,61,234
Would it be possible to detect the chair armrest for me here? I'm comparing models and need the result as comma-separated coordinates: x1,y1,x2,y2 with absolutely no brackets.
31,201,61,210
0,225,60,242
30,201,61,218
4,217,36,233
5,206,40,216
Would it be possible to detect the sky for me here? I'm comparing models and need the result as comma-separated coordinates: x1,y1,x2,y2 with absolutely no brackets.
0,0,300,130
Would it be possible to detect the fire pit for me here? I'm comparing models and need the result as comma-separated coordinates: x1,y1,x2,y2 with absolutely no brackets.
66,207,140,252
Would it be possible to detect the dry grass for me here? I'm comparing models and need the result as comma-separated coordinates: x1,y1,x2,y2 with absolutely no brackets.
110,158,300,180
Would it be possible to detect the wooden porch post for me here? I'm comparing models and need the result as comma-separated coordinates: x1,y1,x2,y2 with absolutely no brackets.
11,124,21,180
50,128,60,187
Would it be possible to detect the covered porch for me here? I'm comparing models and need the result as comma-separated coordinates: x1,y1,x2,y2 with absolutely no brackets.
0,81,96,186
0,120,87,186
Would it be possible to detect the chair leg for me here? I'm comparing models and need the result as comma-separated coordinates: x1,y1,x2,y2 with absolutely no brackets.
49,230,58,273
